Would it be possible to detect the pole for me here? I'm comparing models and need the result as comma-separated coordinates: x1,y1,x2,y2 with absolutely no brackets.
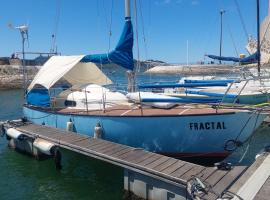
257,0,261,73
186,40,189,67
125,0,131,20
219,10,225,64
21,32,26,97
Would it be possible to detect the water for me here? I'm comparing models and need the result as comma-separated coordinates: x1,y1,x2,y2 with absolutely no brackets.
1,76,270,199
0,90,123,200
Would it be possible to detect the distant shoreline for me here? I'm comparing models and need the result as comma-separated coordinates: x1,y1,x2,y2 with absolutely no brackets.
0,65,40,90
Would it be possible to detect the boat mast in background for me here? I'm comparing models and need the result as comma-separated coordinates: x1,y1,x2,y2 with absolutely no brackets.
50,0,61,54
186,40,189,67
257,0,261,73
219,9,225,64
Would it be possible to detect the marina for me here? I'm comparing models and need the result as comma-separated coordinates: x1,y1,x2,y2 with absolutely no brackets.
1,0,270,199
0,121,269,199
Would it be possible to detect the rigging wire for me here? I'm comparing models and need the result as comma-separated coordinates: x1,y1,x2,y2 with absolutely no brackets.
134,0,141,74
107,0,114,53
261,18,270,47
138,0,148,61
226,22,239,57
234,0,249,41
102,0,110,27
50,0,61,54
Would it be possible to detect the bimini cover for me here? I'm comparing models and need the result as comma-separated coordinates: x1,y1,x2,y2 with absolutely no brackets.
27,55,112,107
28,55,112,91
81,21,134,70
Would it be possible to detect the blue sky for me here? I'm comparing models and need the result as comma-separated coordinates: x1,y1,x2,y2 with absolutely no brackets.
0,0,268,63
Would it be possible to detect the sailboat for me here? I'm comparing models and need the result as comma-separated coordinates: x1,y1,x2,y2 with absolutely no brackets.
23,0,268,163
165,0,270,105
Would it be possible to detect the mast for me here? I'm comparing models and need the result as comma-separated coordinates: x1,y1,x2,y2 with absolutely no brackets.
219,10,225,64
125,0,135,92
125,0,131,21
257,0,261,73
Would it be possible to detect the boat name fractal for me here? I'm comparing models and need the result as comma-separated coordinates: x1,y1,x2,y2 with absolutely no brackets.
189,122,226,130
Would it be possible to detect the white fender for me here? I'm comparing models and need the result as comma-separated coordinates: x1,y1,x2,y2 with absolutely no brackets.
33,138,55,155
6,128,24,139
66,121,74,132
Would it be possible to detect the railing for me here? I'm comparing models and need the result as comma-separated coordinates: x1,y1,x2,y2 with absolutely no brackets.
27,76,270,114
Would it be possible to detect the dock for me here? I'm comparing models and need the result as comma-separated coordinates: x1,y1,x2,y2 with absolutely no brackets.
1,121,270,200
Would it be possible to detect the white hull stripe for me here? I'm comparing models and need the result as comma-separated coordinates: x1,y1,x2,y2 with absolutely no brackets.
178,109,190,115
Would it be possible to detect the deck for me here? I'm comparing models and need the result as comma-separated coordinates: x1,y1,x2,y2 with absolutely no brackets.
26,104,238,117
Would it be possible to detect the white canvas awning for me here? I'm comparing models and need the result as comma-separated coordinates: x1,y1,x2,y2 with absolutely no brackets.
28,55,112,91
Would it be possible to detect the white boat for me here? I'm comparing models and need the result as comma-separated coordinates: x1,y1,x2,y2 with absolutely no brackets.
164,76,270,105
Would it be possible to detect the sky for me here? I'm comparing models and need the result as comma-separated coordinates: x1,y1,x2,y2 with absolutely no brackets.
0,0,269,63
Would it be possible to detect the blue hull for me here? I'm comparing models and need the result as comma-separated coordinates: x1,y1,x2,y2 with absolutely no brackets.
23,106,265,158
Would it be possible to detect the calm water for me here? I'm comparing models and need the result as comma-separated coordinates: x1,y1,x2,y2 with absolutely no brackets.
0,73,270,199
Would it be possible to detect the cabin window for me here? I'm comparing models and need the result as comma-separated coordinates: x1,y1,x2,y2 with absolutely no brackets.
65,100,76,107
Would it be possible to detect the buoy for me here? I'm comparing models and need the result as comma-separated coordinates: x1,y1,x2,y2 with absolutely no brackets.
66,119,74,132
94,122,103,139
6,128,25,140
33,138,55,156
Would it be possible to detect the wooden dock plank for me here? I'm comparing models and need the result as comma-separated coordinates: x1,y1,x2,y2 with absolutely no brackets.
161,161,186,175
145,156,171,169
85,140,107,151
204,169,229,186
130,152,155,165
70,137,93,147
103,145,129,156
196,167,217,181
115,149,143,160
170,163,194,178
137,154,162,166
14,122,262,200
108,147,134,158
180,165,206,181
153,158,179,172
202,166,247,200
93,142,120,153
125,150,149,162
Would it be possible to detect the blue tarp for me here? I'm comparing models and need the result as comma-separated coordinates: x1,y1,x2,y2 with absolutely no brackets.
141,97,221,103
185,90,237,98
206,52,259,64
207,55,240,62
184,79,239,84
26,87,50,107
138,82,228,89
81,21,134,70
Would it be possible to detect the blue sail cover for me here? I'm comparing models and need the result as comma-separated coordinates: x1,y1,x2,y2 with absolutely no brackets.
207,55,240,62
26,87,50,107
81,21,134,70
207,52,259,64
